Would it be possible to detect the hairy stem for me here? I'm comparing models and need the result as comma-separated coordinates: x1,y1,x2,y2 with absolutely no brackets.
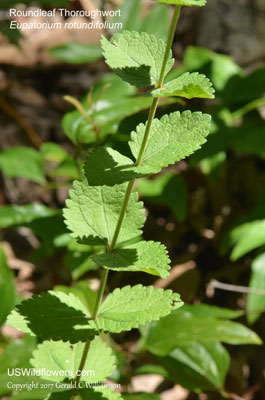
75,4,182,383
74,340,91,385
90,2,182,323
92,268,109,319
109,179,135,251
108,4,182,240
158,5,181,88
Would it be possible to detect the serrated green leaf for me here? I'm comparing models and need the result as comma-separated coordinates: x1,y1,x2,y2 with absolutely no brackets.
129,111,211,173
31,337,114,383
153,0,206,6
247,252,265,324
152,72,215,99
101,31,174,87
93,241,170,278
49,43,102,64
0,245,16,328
0,203,57,228
64,181,145,246
83,147,141,186
143,307,262,356
0,146,45,184
7,291,97,343
54,281,97,316
159,341,229,391
97,285,183,333
83,147,161,186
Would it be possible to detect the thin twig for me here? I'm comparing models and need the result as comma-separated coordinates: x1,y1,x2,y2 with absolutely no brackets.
207,279,265,295
0,96,42,149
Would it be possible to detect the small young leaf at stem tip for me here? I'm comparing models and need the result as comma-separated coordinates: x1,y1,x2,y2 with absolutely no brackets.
30,337,115,384
96,285,183,333
152,72,215,99
153,0,207,6
130,111,211,172
7,291,97,343
93,240,171,278
101,31,174,87
63,182,145,246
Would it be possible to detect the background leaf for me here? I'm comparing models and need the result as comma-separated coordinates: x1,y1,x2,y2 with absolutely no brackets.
159,341,230,391
0,147,45,184
247,252,265,324
0,245,16,328
142,306,262,356
137,173,187,222
62,74,154,145
141,4,169,41
0,203,57,229
49,43,102,64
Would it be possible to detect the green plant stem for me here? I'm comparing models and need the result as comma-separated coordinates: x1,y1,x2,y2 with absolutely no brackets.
158,5,181,88
108,179,135,251
110,4,182,245
75,340,91,385
135,98,159,166
75,4,182,383
92,268,109,319
90,1,182,321
136,5,181,165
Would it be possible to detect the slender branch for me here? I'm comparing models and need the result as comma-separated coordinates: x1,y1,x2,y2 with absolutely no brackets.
108,179,135,251
74,340,91,385
208,279,265,295
109,4,182,247
158,5,181,88
92,268,109,319
0,95,42,149
135,98,159,166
